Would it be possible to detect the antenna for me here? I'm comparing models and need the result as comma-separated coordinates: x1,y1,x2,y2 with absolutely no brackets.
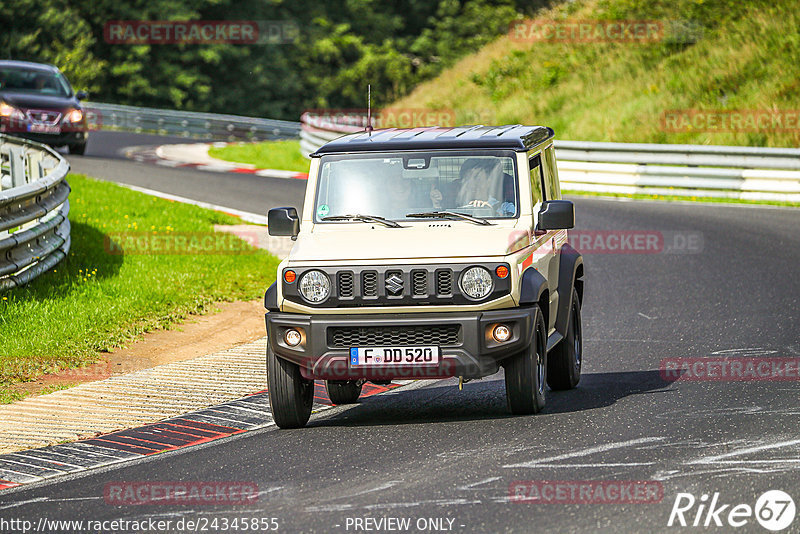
366,84,373,135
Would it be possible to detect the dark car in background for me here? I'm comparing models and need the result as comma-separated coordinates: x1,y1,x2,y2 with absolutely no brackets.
0,60,89,154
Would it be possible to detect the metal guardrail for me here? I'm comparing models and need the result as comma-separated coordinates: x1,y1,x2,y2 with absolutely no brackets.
299,115,800,202
0,135,71,292
85,102,301,142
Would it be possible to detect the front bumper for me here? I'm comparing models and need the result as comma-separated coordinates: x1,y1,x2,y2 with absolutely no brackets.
265,308,535,381
0,125,87,147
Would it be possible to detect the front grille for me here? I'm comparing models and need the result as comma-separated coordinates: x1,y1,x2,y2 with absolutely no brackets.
26,109,62,125
282,264,509,307
362,271,378,297
329,325,461,347
436,269,453,295
338,271,354,298
412,270,427,296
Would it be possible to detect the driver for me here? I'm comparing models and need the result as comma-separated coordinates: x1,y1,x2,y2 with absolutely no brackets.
456,159,516,216
33,75,49,90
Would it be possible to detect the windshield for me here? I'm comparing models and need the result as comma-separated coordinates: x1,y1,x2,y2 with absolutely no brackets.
0,67,72,97
314,150,519,222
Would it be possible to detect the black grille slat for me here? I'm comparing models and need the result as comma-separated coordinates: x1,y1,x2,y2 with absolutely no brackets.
412,270,427,296
338,271,354,298
329,325,461,347
362,271,378,297
436,269,452,296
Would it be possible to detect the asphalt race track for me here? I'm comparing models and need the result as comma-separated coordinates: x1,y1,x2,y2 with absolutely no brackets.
2,132,799,533
66,131,307,215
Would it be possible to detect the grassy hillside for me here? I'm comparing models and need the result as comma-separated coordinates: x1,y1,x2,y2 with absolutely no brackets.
391,0,800,147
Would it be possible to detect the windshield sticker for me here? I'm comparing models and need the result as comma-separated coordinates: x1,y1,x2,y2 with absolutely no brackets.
317,204,330,218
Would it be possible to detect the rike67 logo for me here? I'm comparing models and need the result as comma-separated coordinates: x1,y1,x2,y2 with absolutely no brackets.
668,490,796,531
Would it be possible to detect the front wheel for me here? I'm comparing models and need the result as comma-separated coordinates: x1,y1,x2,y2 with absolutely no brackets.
547,287,582,390
266,346,314,428
504,305,547,415
325,380,362,405
68,142,86,155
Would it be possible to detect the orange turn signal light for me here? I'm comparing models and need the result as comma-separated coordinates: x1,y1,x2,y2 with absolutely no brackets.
495,265,509,279
284,270,297,283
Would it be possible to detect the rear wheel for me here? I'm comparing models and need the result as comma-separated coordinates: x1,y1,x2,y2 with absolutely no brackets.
504,306,547,415
547,287,582,390
325,380,362,405
266,346,313,428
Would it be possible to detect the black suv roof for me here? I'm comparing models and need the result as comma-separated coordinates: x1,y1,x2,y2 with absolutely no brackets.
311,125,555,156
0,60,59,73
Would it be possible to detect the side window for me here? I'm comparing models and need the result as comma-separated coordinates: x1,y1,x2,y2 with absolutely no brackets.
543,146,561,200
529,153,545,206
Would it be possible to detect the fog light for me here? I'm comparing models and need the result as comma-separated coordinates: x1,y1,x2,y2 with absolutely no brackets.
493,324,512,343
284,329,302,347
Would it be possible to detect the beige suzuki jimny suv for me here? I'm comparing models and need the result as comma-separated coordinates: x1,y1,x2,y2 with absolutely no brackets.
266,125,584,428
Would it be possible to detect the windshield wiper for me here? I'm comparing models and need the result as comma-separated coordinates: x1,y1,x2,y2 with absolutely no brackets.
405,211,492,226
321,214,403,228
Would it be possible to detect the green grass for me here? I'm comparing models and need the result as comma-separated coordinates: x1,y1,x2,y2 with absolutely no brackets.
0,174,279,402
208,139,310,173
563,190,800,207
392,0,800,148
0,389,25,404
40,383,75,395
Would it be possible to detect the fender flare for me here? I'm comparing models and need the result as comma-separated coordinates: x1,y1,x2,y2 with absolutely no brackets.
519,267,549,307
264,282,279,312
554,242,584,337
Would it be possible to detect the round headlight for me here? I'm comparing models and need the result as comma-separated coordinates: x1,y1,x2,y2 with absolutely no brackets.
65,109,84,123
298,270,330,303
460,266,493,300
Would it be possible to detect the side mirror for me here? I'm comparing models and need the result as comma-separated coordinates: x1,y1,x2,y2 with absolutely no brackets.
75,90,88,100
538,200,574,231
268,207,300,239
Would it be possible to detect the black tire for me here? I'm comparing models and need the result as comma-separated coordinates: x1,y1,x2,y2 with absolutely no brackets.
68,143,86,155
325,380,363,405
547,287,582,390
505,305,547,415
266,346,314,428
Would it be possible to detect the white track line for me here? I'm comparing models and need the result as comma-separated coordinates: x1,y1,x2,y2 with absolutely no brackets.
503,436,665,469
688,439,800,465
117,183,266,224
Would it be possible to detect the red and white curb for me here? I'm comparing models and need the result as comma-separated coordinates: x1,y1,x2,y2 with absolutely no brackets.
0,381,404,492
124,143,308,180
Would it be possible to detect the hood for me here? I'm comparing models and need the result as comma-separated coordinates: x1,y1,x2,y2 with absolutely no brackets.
0,91,78,112
287,221,531,262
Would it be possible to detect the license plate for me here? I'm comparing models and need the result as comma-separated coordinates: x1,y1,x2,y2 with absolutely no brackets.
30,124,61,134
350,346,439,366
